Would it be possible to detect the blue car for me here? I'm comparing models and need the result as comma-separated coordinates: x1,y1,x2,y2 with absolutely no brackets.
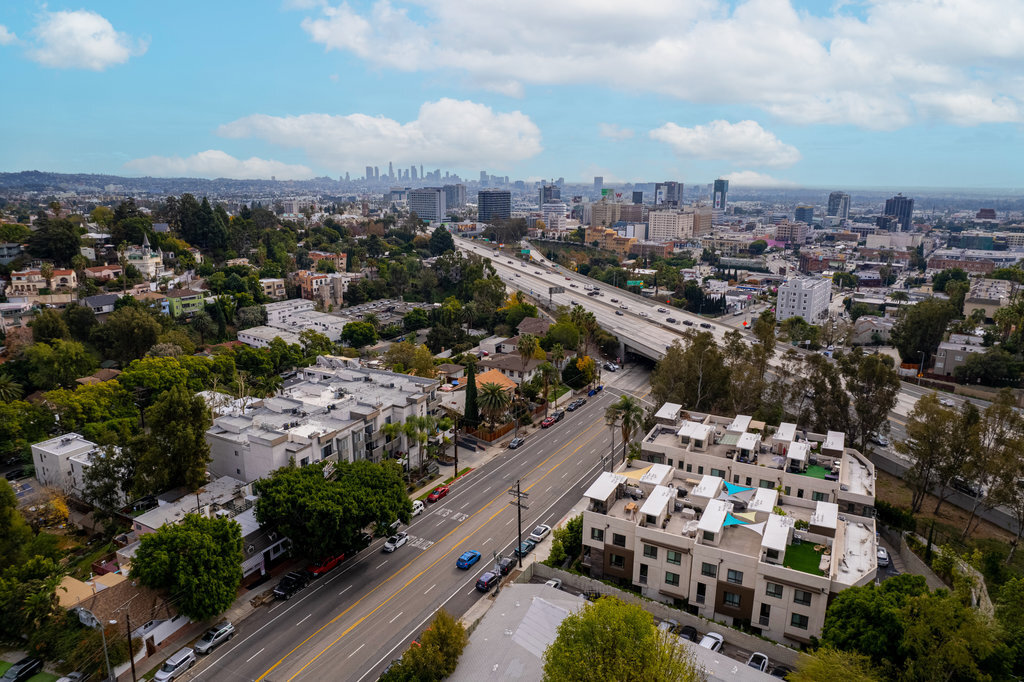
456,550,481,569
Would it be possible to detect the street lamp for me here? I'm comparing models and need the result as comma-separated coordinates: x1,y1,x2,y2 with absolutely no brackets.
76,608,117,682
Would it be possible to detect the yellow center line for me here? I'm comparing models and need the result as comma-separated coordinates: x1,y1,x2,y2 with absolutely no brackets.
256,411,609,682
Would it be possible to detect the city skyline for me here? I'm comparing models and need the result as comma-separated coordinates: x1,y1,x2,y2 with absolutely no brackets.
1,1,1023,189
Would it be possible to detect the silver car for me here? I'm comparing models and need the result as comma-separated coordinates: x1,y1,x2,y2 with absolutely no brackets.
194,621,235,654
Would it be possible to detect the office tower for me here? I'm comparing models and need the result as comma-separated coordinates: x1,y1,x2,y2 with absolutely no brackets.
884,194,915,232
542,202,568,232
420,165,424,180
827,191,850,220
632,191,644,204
374,167,380,180
411,166,417,181
477,189,511,222
443,183,466,209
654,181,683,207
594,176,604,193
480,170,487,183
794,205,814,224
365,166,373,181
539,184,561,207
388,161,394,179
556,177,565,187
408,187,446,222
344,172,350,182
712,179,729,211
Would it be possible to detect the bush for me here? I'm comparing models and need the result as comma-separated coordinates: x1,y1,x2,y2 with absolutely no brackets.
876,500,916,532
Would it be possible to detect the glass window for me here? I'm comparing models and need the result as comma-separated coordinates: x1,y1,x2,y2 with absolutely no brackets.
701,562,717,578
723,591,741,608
591,528,604,541
766,548,780,560
766,582,783,599
760,479,774,489
702,531,715,542
812,491,829,502
697,466,704,475
791,613,809,630
665,571,680,587
727,569,743,585
639,564,648,584
612,533,626,547
711,468,726,478
666,550,681,565
794,589,812,606
643,544,658,559
696,582,706,603
610,554,625,568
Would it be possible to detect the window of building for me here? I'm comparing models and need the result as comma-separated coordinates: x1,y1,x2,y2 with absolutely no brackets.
697,466,704,475
665,571,680,587
643,544,658,559
766,582,783,598
812,491,829,502
696,582,706,603
766,548,780,561
784,486,791,496
666,550,682,565
733,475,740,484
591,528,604,541
794,589,812,606
790,613,809,630
745,477,752,486
727,569,743,585
797,488,804,498
723,591,741,608
612,533,626,547
702,530,716,542
610,554,625,569
711,468,726,478
760,479,774,489
701,562,717,578
639,564,648,584
759,603,771,626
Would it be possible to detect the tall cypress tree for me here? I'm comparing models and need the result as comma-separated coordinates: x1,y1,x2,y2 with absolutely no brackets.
464,359,479,429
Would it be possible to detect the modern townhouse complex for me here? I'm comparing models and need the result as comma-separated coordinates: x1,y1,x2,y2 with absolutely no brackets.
582,406,877,647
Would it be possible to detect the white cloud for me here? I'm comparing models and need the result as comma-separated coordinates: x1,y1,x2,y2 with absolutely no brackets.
650,120,801,167
218,98,542,170
123,150,314,180
297,0,1024,128
28,10,147,70
720,170,797,188
0,25,17,46
911,91,1021,125
599,123,634,141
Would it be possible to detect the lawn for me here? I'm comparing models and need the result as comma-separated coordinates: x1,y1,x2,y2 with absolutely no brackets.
783,541,826,576
0,662,59,682
67,540,115,580
801,465,830,480
443,468,473,485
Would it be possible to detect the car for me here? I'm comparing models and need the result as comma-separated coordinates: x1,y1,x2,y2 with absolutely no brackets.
552,410,565,422
55,675,84,682
383,532,409,553
604,362,619,371
513,539,537,557
273,571,310,600
657,618,679,634
534,270,542,275
195,621,235,654
939,396,956,407
682,320,694,326
457,550,482,569
544,578,562,589
678,625,699,642
497,556,517,575
514,273,521,277
541,416,556,428
569,283,578,288
306,552,346,577
347,531,373,553
577,397,587,406
698,632,724,652
3,468,28,482
154,647,196,681
657,307,668,313
427,485,450,502
507,260,513,264
610,298,619,303
0,658,43,682
509,437,525,449
666,317,677,323
747,652,770,672
566,401,579,412
619,304,628,310
615,310,624,316
528,524,551,543
476,571,500,592
869,432,890,447
699,322,712,329
565,277,571,281
952,478,983,497
588,388,597,396
412,499,425,516
769,664,794,678
877,547,890,567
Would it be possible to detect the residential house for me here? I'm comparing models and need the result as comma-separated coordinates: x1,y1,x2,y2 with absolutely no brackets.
308,250,347,272
226,257,251,268
0,300,33,330
124,235,165,279
81,293,120,315
0,242,25,265
516,317,552,337
161,288,206,317
479,353,545,385
84,264,123,282
259,277,287,300
75,368,122,386
31,433,102,497
933,335,986,377
9,267,77,294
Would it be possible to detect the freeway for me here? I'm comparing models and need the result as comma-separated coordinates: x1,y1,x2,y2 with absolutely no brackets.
184,389,622,682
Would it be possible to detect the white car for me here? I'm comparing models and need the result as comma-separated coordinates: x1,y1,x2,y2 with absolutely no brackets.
383,532,409,553
747,652,769,672
638,312,648,318
657,307,667,313
939,396,956,407
877,547,890,567
870,433,890,447
411,500,424,516
544,578,562,589
698,632,724,652
529,524,552,543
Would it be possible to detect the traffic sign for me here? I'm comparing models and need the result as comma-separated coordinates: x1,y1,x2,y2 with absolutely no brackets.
627,280,644,286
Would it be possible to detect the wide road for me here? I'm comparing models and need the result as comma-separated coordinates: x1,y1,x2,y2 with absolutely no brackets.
183,389,622,682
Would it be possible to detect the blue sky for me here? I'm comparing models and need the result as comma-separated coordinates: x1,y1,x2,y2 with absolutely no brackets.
1,0,1023,188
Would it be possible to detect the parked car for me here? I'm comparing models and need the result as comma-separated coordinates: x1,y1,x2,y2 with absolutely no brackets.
306,553,346,577
877,547,890,567
457,550,482,569
566,401,580,411
529,524,552,543
553,410,565,422
3,468,28,482
383,532,409,553
427,485,450,502
541,416,556,428
699,322,712,329
154,648,196,681
195,621,235,654
657,307,668,313
657,618,679,634
498,555,517,575
869,432,890,447
770,664,794,678
513,539,537,557
544,578,562,589
682,320,694,326
509,437,525,449
273,571,310,600
0,658,43,682
615,310,624,316
412,499,425,516
678,625,699,642
698,632,724,652
666,318,677,324
476,571,499,592
55,674,84,682
347,532,373,553
747,652,770,672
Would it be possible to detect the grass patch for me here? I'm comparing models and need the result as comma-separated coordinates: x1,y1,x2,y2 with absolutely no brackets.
801,465,830,480
783,541,826,576
67,540,115,580
548,385,570,401
0,664,59,682
444,468,473,485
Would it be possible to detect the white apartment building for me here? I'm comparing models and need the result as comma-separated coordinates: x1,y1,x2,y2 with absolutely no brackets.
205,356,439,482
648,206,713,242
31,433,101,495
408,187,447,222
265,299,316,325
541,202,568,233
582,408,877,647
776,277,831,322
237,326,303,348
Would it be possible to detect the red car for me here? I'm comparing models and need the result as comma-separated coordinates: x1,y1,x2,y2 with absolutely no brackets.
541,416,556,428
427,485,450,502
306,552,345,577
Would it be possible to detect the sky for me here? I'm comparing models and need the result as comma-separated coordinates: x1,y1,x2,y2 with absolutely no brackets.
1,0,1023,189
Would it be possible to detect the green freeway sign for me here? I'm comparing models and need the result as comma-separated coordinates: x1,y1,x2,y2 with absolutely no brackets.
521,249,530,254
627,280,644,286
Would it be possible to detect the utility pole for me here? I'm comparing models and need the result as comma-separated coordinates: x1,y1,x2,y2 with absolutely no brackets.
508,480,529,568
125,612,137,682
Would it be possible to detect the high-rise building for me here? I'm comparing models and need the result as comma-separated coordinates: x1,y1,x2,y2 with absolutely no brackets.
539,184,561,207
388,161,394,179
443,184,466,209
775,221,809,245
420,165,424,180
365,166,373,181
884,194,915,232
374,167,379,180
408,187,446,222
647,206,712,242
712,179,729,211
594,176,604,193
654,181,683,207
777,277,831,322
411,166,417,181
794,205,814,225
477,189,511,222
480,170,487,183
632,191,644,204
827,192,850,220
541,202,568,232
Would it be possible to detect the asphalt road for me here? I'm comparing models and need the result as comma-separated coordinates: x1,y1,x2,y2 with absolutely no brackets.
183,389,621,682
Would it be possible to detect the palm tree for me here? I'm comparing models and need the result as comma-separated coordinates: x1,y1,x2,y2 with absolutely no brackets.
538,362,557,417
0,373,23,401
604,405,620,472
382,421,403,458
478,382,512,432
608,394,645,464
363,313,381,330
516,333,539,377
460,302,477,332
39,262,54,292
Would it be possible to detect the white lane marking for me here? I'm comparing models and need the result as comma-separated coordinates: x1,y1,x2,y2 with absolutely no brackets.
338,585,352,596
296,613,312,627
545,486,553,493
562,472,569,478
483,538,491,544
425,583,436,594
436,519,445,527
506,518,513,525
460,501,471,510
376,560,388,569
348,643,365,659
245,647,265,663
389,611,404,624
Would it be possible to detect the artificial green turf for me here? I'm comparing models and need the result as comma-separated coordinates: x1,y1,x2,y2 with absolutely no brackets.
783,541,826,576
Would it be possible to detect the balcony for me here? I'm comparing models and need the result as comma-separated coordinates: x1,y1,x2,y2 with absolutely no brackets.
783,541,827,576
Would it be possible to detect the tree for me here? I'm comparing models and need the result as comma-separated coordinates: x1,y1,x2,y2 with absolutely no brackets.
607,394,645,464
44,380,138,435
896,394,955,512
129,514,243,621
954,348,1021,386
961,391,1024,540
30,309,69,343
92,306,162,363
650,334,730,412
0,373,22,402
890,298,956,364
478,382,512,430
82,445,138,533
191,310,215,345
0,401,54,464
135,385,212,492
946,279,969,316
428,226,456,256
235,305,267,330
381,609,468,682
341,321,378,349
62,303,98,342
26,217,81,266
542,597,706,682
516,333,540,378
790,648,882,682
748,239,767,255
932,267,968,293
39,262,54,291
546,514,582,567
838,350,901,452
403,307,430,331
24,339,97,389
463,360,480,428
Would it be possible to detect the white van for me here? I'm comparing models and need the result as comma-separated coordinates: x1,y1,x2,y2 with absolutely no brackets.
155,647,195,681
412,500,425,516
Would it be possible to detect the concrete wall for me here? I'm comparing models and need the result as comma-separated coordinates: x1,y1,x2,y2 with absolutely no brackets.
524,561,808,669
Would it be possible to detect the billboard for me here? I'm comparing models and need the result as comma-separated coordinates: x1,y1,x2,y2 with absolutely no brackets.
601,188,612,197
713,191,724,209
